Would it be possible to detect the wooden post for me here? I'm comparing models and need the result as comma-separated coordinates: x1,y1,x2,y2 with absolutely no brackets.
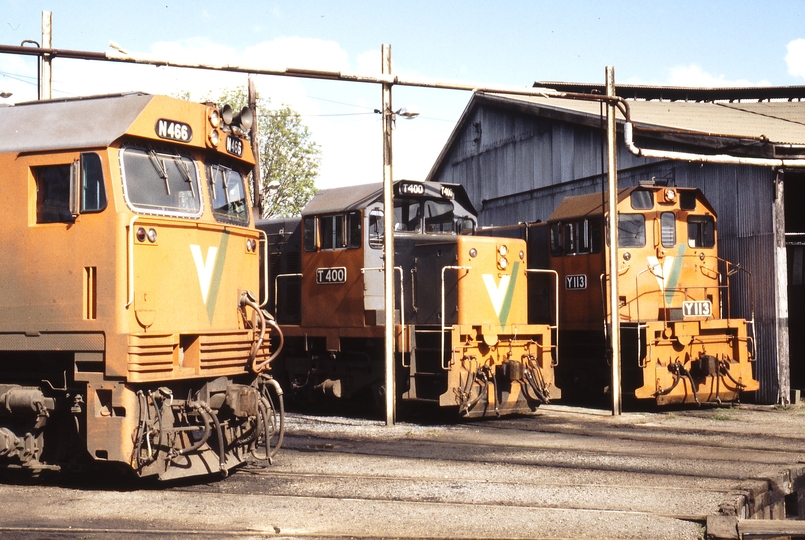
605,67,622,416
381,44,396,426
248,75,262,217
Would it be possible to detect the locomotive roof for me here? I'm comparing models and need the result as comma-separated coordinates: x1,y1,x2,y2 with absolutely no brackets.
548,186,715,222
302,181,477,216
0,92,161,153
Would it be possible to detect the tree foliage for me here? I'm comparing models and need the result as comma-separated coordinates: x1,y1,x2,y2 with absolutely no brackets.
201,87,320,218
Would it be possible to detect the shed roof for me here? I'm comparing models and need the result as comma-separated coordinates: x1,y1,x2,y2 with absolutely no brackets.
0,92,156,153
484,92,805,146
426,88,805,181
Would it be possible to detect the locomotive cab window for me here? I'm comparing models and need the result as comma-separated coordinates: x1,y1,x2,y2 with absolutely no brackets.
368,209,384,249
303,216,316,251
556,219,602,256
207,163,249,225
661,212,676,247
121,145,202,217
630,190,654,210
550,222,563,256
424,200,454,234
320,215,344,250
618,214,646,247
688,215,715,248
347,211,361,248
318,212,362,251
34,153,107,224
394,199,421,232
34,164,72,223
680,191,697,210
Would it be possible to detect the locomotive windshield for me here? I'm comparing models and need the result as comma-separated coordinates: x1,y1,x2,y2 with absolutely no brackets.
121,145,202,217
392,197,470,234
207,163,249,225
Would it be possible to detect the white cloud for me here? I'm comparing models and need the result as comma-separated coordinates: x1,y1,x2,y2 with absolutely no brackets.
666,64,770,87
786,38,805,79
0,36,453,190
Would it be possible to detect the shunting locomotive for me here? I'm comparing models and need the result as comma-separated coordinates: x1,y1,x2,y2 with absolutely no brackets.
258,180,559,417
0,93,284,480
488,184,759,405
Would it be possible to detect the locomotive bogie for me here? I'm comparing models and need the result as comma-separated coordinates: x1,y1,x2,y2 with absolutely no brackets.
440,324,558,416
635,318,758,405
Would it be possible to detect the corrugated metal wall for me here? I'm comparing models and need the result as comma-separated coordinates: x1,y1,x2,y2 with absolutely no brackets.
432,104,781,403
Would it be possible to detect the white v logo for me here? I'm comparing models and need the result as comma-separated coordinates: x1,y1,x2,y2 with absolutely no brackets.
190,245,218,305
482,274,511,316
646,256,674,292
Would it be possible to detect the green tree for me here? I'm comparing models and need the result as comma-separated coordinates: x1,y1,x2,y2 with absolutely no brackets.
200,87,320,218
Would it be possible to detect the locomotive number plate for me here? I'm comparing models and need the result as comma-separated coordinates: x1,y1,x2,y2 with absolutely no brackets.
682,300,712,318
316,267,347,284
565,274,587,290
155,119,193,142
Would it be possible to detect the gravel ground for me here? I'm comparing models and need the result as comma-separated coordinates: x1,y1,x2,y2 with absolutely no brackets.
1,403,803,539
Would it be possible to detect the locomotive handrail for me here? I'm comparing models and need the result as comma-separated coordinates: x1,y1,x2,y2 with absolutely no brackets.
525,268,560,366
273,273,302,315
716,256,757,361
441,266,471,370
126,215,139,308
258,229,269,309
362,266,405,362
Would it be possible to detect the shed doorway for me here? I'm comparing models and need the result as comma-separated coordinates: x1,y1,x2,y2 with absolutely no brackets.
785,173,805,392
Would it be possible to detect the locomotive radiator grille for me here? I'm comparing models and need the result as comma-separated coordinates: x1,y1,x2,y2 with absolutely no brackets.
127,332,257,382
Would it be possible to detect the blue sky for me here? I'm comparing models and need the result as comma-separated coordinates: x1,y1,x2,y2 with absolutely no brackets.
2,1,805,188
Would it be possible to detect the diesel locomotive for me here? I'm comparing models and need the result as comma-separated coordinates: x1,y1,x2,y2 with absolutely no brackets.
0,93,284,480
258,180,559,417
485,184,759,405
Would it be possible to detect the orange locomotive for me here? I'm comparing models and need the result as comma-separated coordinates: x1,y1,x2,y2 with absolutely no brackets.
490,185,758,405
0,93,284,480
259,180,559,417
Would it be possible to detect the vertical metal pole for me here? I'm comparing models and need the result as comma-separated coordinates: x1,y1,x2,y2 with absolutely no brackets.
606,66,622,416
41,11,52,100
248,75,262,218
382,44,396,425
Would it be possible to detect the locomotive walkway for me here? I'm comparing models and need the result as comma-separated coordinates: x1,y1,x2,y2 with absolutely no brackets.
0,403,804,539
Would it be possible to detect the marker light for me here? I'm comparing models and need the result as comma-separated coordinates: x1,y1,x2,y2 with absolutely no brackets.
146,228,158,243
623,252,631,261
136,227,147,242
209,108,221,128
208,129,220,147
469,248,478,258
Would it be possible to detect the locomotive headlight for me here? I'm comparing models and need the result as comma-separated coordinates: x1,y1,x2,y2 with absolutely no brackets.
136,227,147,242
498,244,508,256
469,248,478,258
664,188,677,202
146,228,158,243
499,257,509,270
623,251,631,261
